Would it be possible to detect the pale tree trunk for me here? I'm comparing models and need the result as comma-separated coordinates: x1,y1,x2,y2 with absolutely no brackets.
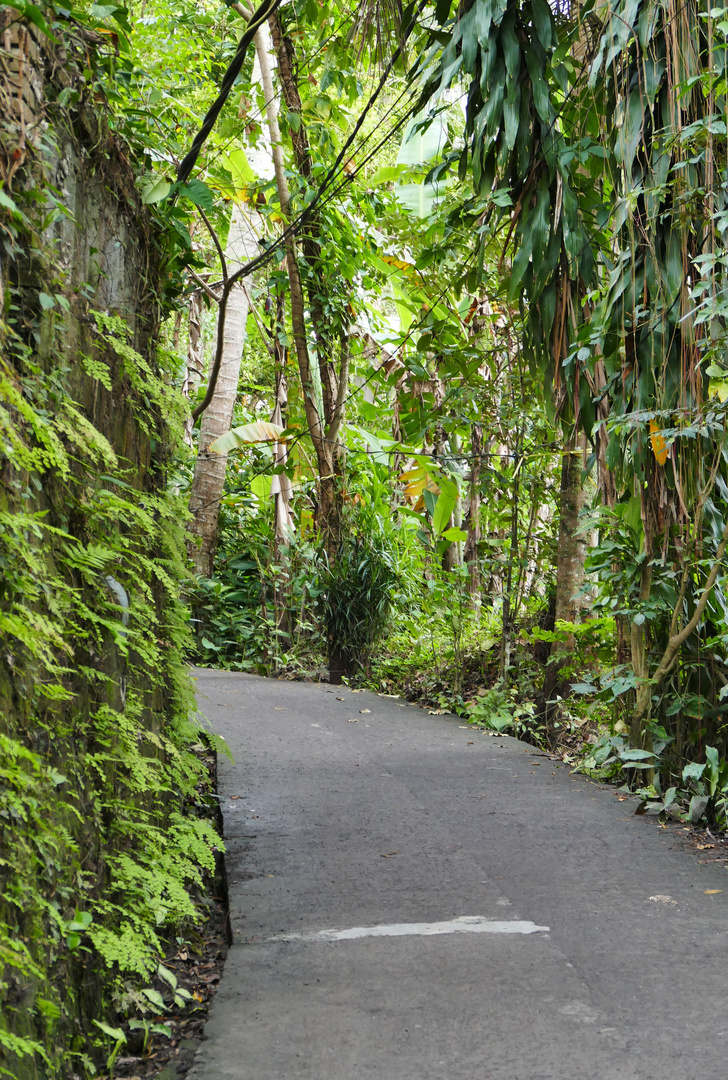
187,203,259,575
270,381,294,638
183,291,205,446
271,287,294,547
187,16,275,575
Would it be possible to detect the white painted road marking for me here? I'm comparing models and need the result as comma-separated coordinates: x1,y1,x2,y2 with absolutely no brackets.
257,915,549,943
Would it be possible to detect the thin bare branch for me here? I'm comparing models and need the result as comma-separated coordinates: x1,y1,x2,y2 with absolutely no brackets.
197,206,228,283
188,269,220,303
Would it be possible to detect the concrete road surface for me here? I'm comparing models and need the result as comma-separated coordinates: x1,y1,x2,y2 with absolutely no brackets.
187,669,728,1080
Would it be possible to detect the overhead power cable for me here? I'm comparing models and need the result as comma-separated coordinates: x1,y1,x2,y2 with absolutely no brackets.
185,0,428,290
176,0,283,187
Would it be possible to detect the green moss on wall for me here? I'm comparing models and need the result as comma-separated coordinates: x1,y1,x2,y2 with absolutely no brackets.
1,14,216,1078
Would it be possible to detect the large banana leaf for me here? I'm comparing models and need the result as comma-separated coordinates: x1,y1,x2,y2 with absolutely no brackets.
209,421,288,455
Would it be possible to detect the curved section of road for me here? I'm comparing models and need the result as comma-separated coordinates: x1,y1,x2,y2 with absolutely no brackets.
188,670,728,1080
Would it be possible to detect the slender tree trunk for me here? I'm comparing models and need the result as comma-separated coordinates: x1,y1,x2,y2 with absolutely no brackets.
271,286,293,547
542,431,589,715
187,204,258,575
553,431,589,627
440,433,463,572
464,424,483,607
513,496,539,621
270,287,294,637
268,12,348,560
252,18,346,678
501,434,522,686
187,19,279,576
252,14,354,673
268,13,338,409
252,21,329,479
183,291,205,446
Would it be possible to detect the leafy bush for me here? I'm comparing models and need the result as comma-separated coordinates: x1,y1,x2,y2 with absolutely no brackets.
681,747,728,828
465,684,539,739
317,529,401,682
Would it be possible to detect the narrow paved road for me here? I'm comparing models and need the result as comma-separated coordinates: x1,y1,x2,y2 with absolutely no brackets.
188,670,728,1080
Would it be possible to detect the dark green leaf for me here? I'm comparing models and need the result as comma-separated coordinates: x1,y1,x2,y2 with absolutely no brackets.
179,179,214,212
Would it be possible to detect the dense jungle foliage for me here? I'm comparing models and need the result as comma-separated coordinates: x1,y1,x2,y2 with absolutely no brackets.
4,0,728,1074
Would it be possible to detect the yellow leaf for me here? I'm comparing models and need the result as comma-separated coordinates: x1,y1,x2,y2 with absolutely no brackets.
704,889,723,894
380,254,414,272
649,419,668,466
398,465,440,500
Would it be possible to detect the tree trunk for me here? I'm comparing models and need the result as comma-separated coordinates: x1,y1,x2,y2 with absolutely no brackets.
271,286,294,548
268,11,348,560
255,15,350,677
183,291,205,446
553,431,589,627
542,431,589,714
501,436,522,686
187,203,258,575
268,12,338,414
464,425,483,607
270,289,294,638
252,20,330,488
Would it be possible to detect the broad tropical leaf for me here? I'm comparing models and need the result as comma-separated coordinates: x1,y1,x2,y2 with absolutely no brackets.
209,422,288,454
431,477,458,536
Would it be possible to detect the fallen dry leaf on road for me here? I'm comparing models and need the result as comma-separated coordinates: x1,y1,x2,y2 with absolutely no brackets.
380,851,400,858
649,895,677,904
347,718,358,722
274,707,286,711
336,697,345,701
359,708,371,714
704,889,723,894
229,796,241,800
697,844,715,850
